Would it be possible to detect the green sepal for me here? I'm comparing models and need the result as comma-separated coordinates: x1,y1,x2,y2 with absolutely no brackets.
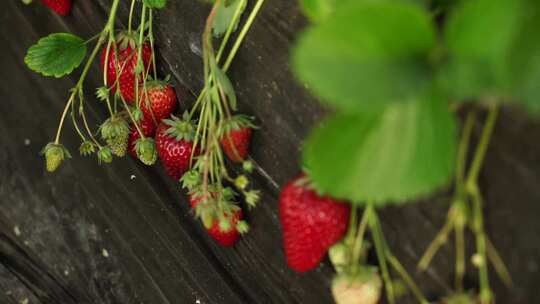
163,112,196,141
95,86,110,102
236,220,249,234
244,190,260,208
222,115,256,134
181,169,201,190
97,146,113,164
79,141,96,156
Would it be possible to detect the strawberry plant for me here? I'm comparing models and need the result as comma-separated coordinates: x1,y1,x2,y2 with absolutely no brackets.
282,0,540,303
25,0,169,170
180,0,265,246
25,0,267,247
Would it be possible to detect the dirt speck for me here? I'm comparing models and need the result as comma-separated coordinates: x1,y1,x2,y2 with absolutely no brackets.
13,225,21,236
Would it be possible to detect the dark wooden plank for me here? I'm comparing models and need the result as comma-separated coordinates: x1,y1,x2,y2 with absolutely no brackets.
0,1,539,303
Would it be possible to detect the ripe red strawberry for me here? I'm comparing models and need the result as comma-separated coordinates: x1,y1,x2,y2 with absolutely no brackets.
207,210,242,247
189,193,243,247
155,113,198,180
279,174,350,272
100,33,153,102
139,81,177,123
221,115,255,163
41,0,71,16
128,116,156,158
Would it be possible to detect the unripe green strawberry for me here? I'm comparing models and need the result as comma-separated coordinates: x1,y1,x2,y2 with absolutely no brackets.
97,146,113,164
332,271,382,304
106,132,129,157
41,143,71,172
100,115,130,157
135,137,158,165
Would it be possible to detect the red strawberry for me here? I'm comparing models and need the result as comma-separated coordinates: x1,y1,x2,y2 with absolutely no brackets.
155,113,198,180
221,116,255,163
279,174,350,272
207,210,242,247
100,33,153,102
128,116,156,158
139,81,177,123
41,0,71,16
189,193,242,247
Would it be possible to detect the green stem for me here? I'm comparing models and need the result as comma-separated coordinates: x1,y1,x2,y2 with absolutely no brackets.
469,186,492,303
455,218,465,292
216,0,247,63
386,254,429,304
54,93,76,144
128,0,136,33
456,111,476,195
119,94,144,138
368,207,394,304
104,0,121,33
70,97,86,141
53,0,120,145
345,207,358,246
417,211,455,271
149,9,158,80
466,104,499,187
80,105,101,148
351,207,370,270
222,0,265,72
485,237,513,288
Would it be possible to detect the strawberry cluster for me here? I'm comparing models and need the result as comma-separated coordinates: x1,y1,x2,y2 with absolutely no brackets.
35,0,264,249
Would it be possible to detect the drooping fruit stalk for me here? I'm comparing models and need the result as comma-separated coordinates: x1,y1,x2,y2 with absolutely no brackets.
180,0,265,246
418,104,512,303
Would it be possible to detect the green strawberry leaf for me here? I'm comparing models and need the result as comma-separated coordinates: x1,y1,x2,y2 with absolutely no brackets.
25,33,87,78
143,0,167,9
213,0,247,38
441,0,520,101
441,0,540,114
300,0,424,22
303,92,456,205
300,0,351,22
293,2,436,112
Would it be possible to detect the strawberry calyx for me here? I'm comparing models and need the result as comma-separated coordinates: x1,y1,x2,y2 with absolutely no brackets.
97,146,113,164
188,186,247,234
100,115,130,140
79,141,97,156
163,111,196,141
221,114,256,133
116,31,141,51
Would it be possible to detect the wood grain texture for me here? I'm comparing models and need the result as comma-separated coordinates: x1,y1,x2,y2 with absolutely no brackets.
0,1,538,303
